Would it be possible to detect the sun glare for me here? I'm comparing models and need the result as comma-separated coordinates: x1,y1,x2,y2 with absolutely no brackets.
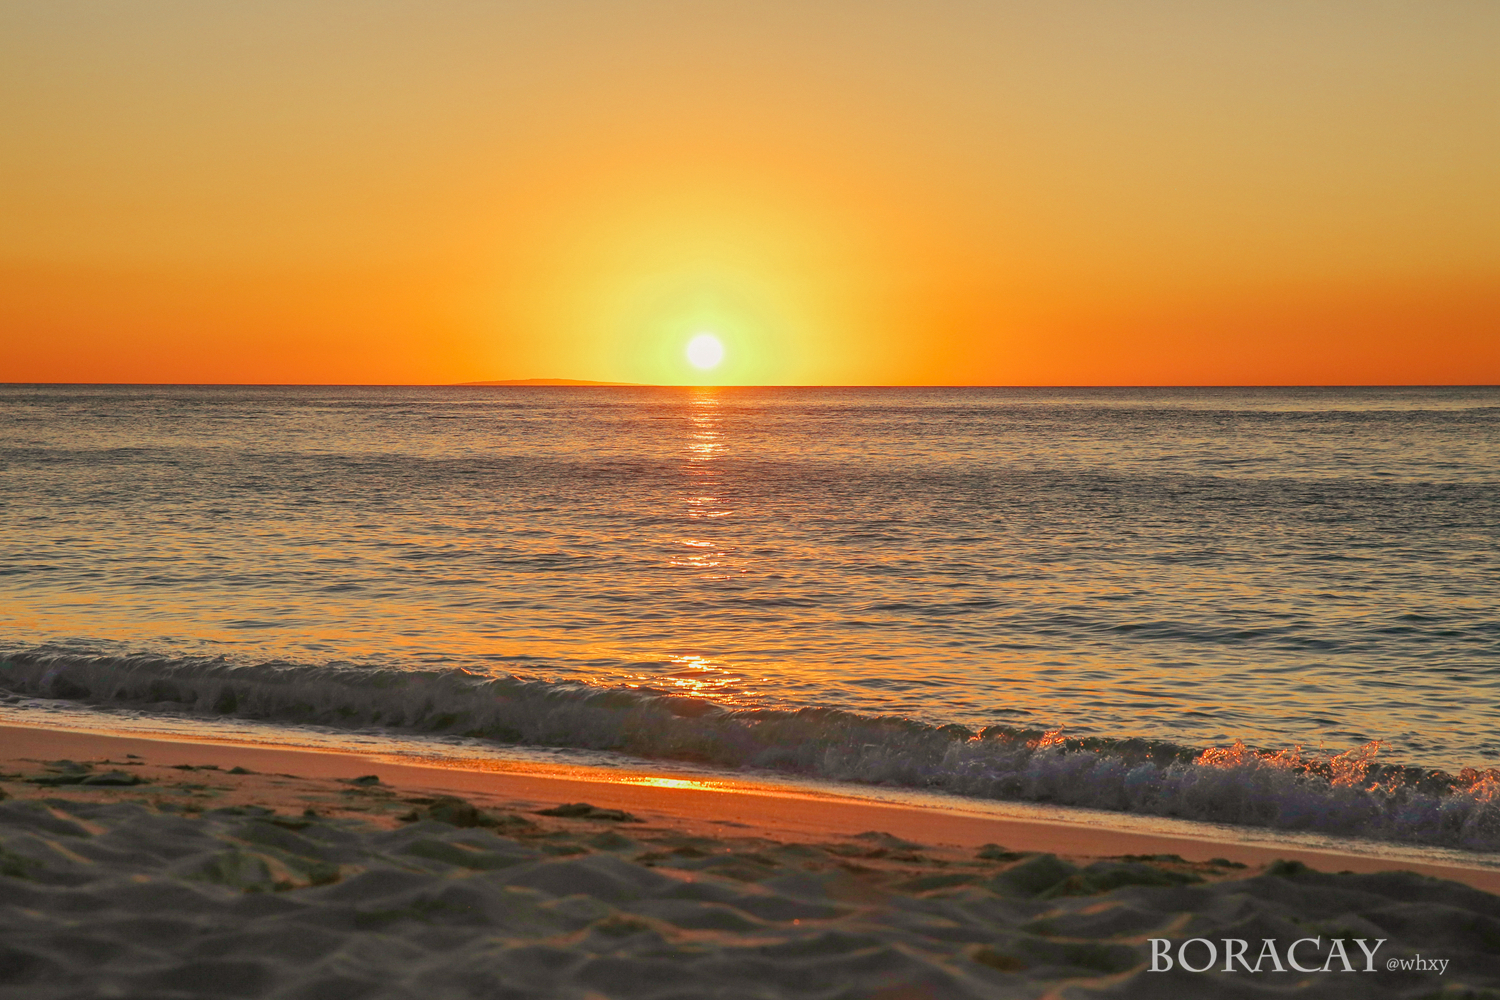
686,333,725,370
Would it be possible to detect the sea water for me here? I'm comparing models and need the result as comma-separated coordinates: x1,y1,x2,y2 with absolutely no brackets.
3,385,1497,849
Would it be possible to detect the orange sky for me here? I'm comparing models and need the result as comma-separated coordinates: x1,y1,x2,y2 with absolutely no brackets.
2,1,1496,385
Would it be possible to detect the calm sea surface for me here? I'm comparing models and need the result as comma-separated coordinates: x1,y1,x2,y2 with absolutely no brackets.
2,385,1498,772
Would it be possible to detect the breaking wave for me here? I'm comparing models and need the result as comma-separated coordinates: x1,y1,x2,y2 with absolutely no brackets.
4,648,1498,852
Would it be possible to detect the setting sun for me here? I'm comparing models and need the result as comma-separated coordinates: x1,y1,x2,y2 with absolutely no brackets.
686,333,725,370
2,3,1493,386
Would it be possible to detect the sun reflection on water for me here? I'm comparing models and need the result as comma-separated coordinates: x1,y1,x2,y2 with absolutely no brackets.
621,653,760,712
686,389,724,464
639,391,765,710
612,776,731,792
672,389,735,575
660,654,747,697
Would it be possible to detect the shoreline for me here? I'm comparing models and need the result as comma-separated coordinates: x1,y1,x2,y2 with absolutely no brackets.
6,721,1499,895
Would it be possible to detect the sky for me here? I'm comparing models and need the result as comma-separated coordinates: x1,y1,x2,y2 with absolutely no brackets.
2,0,1496,385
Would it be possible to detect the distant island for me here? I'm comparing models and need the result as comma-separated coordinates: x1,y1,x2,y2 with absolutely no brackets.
454,378,649,387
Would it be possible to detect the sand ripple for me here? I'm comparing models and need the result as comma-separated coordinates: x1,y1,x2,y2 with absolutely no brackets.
2,797,1499,998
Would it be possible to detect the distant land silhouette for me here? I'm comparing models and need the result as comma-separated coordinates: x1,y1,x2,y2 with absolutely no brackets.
455,378,649,386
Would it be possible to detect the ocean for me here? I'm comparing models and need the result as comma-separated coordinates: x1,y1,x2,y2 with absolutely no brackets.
3,384,1498,850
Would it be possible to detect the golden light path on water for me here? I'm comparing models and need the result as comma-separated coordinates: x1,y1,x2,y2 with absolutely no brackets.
639,388,755,704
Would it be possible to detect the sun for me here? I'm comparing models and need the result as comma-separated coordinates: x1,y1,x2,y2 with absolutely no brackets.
685,333,725,370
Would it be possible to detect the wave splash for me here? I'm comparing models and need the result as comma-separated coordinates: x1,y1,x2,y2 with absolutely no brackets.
4,649,1498,852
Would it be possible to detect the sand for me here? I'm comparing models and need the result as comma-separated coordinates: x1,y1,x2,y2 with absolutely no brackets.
2,723,1498,999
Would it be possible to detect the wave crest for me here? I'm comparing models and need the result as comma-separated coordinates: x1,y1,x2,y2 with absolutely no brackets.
3,648,1498,852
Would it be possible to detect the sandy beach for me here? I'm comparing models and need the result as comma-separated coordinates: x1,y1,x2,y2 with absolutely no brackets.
3,723,1497,999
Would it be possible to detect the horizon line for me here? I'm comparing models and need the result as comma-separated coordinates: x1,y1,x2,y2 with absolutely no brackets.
2,381,1497,390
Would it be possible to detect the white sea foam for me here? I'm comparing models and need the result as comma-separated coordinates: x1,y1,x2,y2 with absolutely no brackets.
5,649,1499,853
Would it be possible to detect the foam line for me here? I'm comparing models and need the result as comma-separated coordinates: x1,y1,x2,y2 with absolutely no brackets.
4,648,1498,852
